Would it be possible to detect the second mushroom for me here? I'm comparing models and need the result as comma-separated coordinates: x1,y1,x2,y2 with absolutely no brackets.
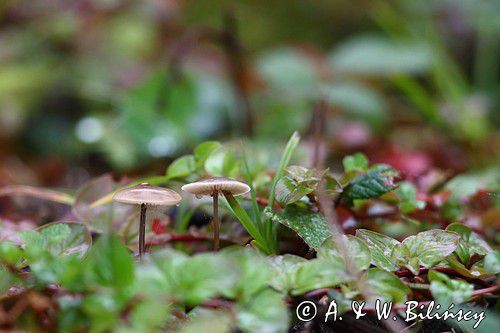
113,183,181,257
182,177,250,251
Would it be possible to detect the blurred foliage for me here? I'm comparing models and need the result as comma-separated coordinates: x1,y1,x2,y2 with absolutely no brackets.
0,0,497,175
0,1,499,330
0,139,499,331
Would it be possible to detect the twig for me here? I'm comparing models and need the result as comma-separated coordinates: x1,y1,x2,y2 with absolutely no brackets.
472,285,500,297
309,100,328,169
316,182,407,333
147,233,243,246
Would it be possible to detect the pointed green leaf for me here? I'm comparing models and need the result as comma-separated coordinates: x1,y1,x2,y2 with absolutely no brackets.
265,204,331,250
364,268,410,303
341,165,398,200
268,254,307,293
166,155,196,179
355,229,400,271
428,269,473,306
293,257,349,295
402,230,460,270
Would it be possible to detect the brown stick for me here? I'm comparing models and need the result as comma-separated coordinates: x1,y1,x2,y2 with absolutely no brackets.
213,192,220,251
472,284,500,297
139,203,147,258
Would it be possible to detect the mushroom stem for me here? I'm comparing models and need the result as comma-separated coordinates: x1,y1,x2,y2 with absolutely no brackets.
213,192,219,251
139,203,147,257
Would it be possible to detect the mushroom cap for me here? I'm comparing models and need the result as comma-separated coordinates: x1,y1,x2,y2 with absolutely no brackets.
113,183,181,206
181,177,250,196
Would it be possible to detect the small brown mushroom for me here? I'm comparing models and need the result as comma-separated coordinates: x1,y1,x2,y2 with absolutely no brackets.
113,183,181,257
182,177,250,251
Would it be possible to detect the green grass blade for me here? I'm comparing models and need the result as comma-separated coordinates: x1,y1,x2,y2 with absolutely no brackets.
223,192,271,254
241,147,262,226
268,131,300,209
265,132,300,250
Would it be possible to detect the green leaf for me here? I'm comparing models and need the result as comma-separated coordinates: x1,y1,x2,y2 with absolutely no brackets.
484,251,500,274
127,298,171,332
236,289,289,333
150,249,237,306
329,35,431,76
166,155,196,179
204,149,240,178
342,153,369,173
39,223,71,242
446,223,491,265
322,83,388,129
341,165,399,201
275,175,313,205
401,230,460,274
444,169,499,201
397,182,425,214
264,204,332,250
82,292,124,332
194,141,221,168
0,265,20,294
275,166,325,205
428,270,473,306
35,222,92,258
293,257,349,295
0,242,22,265
444,255,490,279
355,229,400,271
86,233,135,289
167,252,237,306
268,254,307,293
443,226,467,264
51,255,88,291
221,247,272,302
20,230,45,256
256,48,318,99
363,268,410,303
318,235,371,271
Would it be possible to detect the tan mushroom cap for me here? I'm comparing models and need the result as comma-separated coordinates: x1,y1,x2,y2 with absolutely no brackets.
113,183,181,206
181,177,250,196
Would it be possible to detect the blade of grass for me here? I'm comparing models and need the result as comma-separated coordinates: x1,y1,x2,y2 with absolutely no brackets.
241,146,262,226
223,192,271,254
241,146,278,253
268,131,300,209
0,185,75,205
266,132,300,249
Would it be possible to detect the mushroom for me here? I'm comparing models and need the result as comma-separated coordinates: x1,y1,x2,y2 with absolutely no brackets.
182,177,250,251
113,183,181,257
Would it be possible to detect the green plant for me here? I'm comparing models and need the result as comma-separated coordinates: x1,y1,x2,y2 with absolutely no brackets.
0,139,498,332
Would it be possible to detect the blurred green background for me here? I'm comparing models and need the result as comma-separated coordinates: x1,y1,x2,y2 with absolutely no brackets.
0,0,498,187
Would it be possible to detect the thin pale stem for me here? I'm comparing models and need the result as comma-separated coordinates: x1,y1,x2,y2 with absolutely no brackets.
213,192,219,251
139,203,147,258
